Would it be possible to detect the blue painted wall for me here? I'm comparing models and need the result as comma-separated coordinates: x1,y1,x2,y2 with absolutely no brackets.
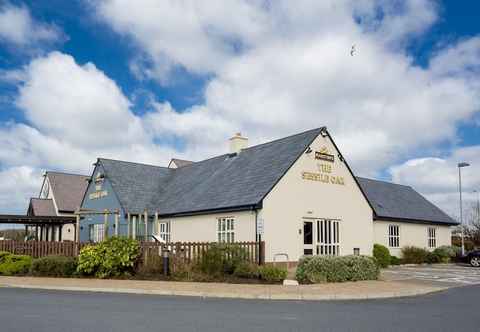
80,163,126,241
79,162,155,242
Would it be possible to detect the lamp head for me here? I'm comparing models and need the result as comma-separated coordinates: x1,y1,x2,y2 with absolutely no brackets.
458,162,470,168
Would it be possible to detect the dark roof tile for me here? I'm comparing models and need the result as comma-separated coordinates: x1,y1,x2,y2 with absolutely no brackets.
357,177,457,225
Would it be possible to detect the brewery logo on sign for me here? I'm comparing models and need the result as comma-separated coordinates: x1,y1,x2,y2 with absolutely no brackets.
315,147,334,163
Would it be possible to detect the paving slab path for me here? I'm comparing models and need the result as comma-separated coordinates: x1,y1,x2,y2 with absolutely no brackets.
0,275,448,300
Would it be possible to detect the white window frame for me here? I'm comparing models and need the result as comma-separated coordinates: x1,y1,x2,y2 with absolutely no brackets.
217,217,235,243
317,219,340,256
89,224,104,243
388,225,400,248
159,221,171,243
428,227,436,248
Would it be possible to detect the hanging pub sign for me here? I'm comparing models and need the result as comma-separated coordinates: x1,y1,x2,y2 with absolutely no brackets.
315,147,334,163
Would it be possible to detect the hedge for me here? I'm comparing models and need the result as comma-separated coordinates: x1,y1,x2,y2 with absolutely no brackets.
373,244,391,268
0,252,32,276
77,237,140,278
296,255,380,284
31,256,78,277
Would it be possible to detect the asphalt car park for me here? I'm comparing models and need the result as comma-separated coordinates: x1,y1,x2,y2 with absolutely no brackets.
383,264,480,286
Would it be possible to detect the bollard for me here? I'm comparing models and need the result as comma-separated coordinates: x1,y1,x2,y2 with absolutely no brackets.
162,249,170,276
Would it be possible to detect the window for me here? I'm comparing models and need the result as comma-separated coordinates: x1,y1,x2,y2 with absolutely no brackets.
428,227,436,248
388,225,400,248
217,218,235,243
89,224,104,243
317,219,340,256
159,222,171,242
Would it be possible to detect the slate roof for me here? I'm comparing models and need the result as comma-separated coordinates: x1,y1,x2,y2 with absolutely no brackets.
356,177,458,225
47,172,90,212
28,198,56,216
98,128,323,215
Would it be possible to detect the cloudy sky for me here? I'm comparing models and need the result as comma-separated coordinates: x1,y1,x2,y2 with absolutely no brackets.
0,0,479,218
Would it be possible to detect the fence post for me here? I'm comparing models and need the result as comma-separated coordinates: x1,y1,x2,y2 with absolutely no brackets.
259,241,265,265
114,210,119,237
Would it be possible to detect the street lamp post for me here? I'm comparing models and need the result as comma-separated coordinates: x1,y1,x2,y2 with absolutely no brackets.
458,162,470,256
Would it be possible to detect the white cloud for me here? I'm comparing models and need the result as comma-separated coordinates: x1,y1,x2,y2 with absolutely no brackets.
390,147,480,218
92,0,480,177
0,52,180,185
0,166,42,214
0,2,62,47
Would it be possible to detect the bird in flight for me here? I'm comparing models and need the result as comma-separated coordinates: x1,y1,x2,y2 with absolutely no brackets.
350,44,356,56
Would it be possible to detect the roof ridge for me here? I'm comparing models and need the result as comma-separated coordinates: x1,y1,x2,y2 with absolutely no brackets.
242,127,325,152
98,157,171,170
30,198,53,201
46,171,90,177
175,127,325,170
356,176,412,188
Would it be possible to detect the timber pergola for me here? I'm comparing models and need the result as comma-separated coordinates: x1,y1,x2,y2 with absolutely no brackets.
0,214,76,242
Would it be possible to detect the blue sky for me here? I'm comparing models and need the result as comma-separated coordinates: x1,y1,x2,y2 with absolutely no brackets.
0,0,479,216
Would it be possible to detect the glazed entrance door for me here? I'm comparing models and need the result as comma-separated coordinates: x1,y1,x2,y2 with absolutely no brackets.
303,219,340,256
303,221,314,255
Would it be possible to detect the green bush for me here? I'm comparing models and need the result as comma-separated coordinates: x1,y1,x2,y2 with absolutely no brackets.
233,262,259,279
373,244,391,268
0,251,11,262
390,256,401,265
431,247,451,263
258,265,287,282
31,256,78,277
401,246,429,264
77,237,140,278
295,256,314,283
426,252,440,264
0,254,32,275
296,255,380,284
437,245,461,260
199,243,248,276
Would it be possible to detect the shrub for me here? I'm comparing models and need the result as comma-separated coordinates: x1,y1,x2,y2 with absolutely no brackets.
31,256,78,277
258,265,287,282
296,255,380,284
199,243,248,276
0,251,11,262
295,256,314,283
431,247,451,263
390,256,401,265
401,246,429,264
437,245,461,260
0,254,32,275
426,252,440,264
373,244,391,268
233,262,259,279
77,237,140,278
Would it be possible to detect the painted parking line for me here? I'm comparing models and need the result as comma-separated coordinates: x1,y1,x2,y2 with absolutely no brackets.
384,265,480,285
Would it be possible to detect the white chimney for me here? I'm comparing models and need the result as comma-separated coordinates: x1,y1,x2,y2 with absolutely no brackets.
229,132,248,154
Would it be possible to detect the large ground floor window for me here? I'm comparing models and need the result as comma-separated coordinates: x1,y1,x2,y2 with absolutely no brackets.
428,227,436,248
317,219,340,256
159,221,171,242
388,225,400,248
217,217,235,243
89,224,104,243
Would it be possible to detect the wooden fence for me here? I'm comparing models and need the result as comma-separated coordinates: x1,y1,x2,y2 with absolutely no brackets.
140,241,264,266
0,240,265,265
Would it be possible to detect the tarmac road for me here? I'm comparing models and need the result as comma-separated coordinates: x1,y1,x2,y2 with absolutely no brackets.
0,285,477,332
